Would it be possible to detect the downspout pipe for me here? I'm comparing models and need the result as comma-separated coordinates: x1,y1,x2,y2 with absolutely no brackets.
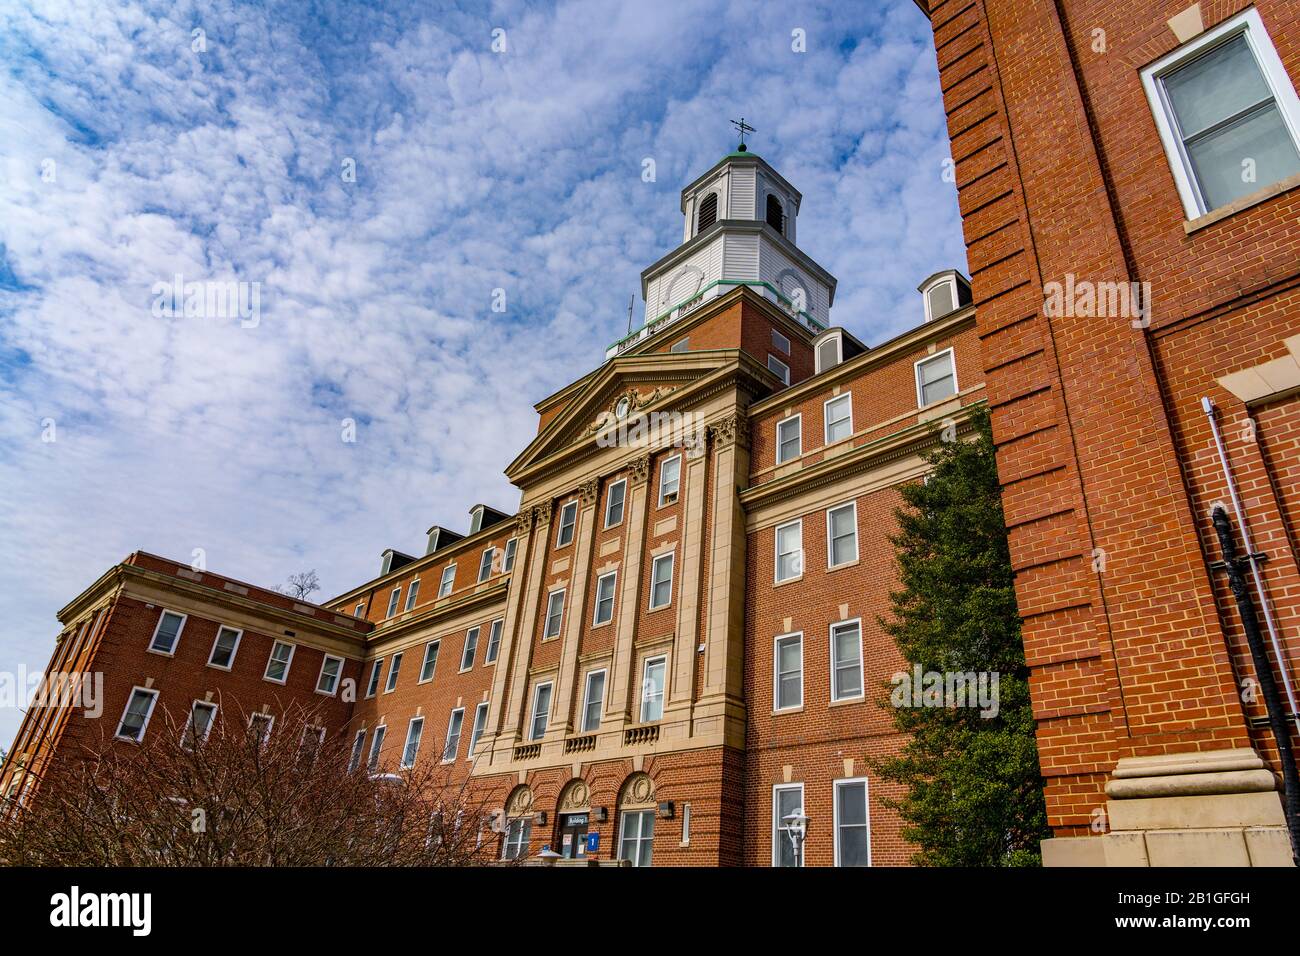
1211,506,1300,866
1201,397,1300,736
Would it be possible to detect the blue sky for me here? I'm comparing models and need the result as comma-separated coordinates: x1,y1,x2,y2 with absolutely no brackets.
0,0,964,749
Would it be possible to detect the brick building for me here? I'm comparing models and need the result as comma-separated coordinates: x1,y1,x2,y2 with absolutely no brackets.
1,147,983,867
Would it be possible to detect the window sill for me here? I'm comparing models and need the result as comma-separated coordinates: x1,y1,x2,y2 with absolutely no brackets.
773,575,803,588
827,559,860,573
205,662,233,672
773,705,804,716
591,619,614,630
829,696,865,708
146,647,176,658
263,677,288,686
1184,172,1300,234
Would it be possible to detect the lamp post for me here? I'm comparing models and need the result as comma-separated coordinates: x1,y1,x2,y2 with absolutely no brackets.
782,809,809,867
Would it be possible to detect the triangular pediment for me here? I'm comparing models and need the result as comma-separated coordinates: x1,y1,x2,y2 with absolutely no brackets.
507,349,748,483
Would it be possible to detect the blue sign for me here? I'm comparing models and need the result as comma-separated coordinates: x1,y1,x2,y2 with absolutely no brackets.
586,831,600,853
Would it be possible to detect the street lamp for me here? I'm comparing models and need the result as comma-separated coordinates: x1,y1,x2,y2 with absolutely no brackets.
782,808,809,867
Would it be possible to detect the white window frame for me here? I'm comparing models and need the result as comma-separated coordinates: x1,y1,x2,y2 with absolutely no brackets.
385,586,402,618
920,274,959,322
114,686,159,742
384,651,403,693
315,654,344,696
263,640,296,685
774,519,803,584
502,538,517,573
826,501,859,569
815,331,843,373
639,655,666,723
419,640,440,683
248,712,275,747
468,701,489,759
147,609,187,656
404,579,420,611
354,602,365,618
543,588,565,639
401,716,424,769
478,549,495,583
771,327,791,354
365,658,384,698
915,347,958,408
681,803,692,846
206,625,242,671
618,808,655,867
767,354,791,385
772,782,805,867
824,393,853,445
833,777,873,867
438,564,456,598
367,724,386,771
460,626,480,671
581,668,606,733
605,478,627,528
593,570,618,625
657,454,682,507
485,618,503,664
830,618,865,703
775,413,802,465
555,500,578,547
1141,8,1300,219
773,632,803,712
528,682,553,741
649,552,674,610
348,729,367,772
503,817,532,860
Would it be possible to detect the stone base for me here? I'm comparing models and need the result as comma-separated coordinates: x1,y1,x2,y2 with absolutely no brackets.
1042,748,1296,867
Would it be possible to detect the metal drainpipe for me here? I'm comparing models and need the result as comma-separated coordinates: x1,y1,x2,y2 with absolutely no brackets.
1201,397,1300,736
1211,506,1300,865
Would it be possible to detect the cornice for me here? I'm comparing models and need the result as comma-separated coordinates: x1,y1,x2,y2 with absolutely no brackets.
362,579,510,646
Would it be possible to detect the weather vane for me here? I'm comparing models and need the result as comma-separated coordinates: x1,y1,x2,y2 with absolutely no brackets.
730,117,755,151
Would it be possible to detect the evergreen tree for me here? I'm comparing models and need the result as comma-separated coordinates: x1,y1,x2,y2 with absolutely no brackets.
873,405,1050,866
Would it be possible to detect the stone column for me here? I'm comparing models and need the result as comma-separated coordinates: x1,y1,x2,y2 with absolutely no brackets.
481,509,534,752
493,501,552,758
608,454,651,723
551,478,600,737
667,429,709,715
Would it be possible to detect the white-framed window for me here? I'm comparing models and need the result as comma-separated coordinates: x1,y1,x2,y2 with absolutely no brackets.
404,579,420,611
468,701,489,758
385,586,402,618
830,619,864,702
207,625,242,670
528,682,552,741
771,327,791,354
302,725,326,752
316,654,344,695
148,609,186,655
774,633,803,711
485,618,503,663
401,716,424,769
824,393,853,444
556,500,578,547
503,817,532,860
384,652,403,693
581,669,606,733
543,588,565,639
916,349,957,407
1142,8,1300,218
442,710,464,763
815,332,842,373
767,354,791,385
264,640,295,684
248,712,274,747
649,553,674,609
114,687,158,742
593,570,618,625
348,729,367,772
460,626,480,671
418,640,440,682
827,501,859,568
437,564,456,598
920,274,959,322
776,414,801,464
367,725,386,771
354,602,365,618
681,803,692,846
469,505,486,534
605,479,627,527
478,549,495,582
834,778,872,867
619,809,655,867
365,658,384,698
658,455,681,507
775,519,803,583
773,783,805,867
639,656,666,723
502,538,517,573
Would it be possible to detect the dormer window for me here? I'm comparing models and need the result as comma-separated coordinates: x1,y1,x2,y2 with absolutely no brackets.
815,332,842,374
918,270,972,322
469,506,484,535
766,194,784,234
696,192,718,234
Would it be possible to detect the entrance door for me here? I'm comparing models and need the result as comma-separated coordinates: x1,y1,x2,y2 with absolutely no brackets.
558,812,589,859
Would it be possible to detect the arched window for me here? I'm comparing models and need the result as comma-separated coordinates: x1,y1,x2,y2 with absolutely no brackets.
766,194,784,234
696,193,718,234
501,785,534,860
617,773,657,867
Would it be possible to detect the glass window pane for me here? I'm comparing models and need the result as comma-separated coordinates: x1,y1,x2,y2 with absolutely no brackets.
838,782,867,825
1165,35,1271,138
927,281,954,318
839,826,870,867
779,672,801,708
1187,102,1300,209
